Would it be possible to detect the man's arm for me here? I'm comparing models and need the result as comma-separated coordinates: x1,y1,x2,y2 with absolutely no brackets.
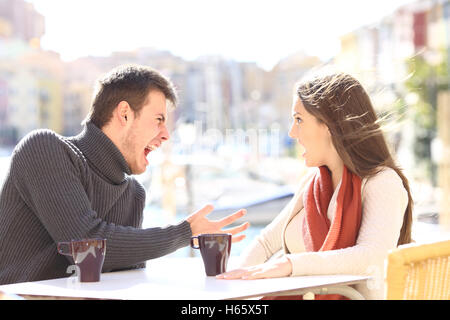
11,130,192,271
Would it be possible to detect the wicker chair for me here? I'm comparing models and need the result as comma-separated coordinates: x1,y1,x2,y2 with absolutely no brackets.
385,239,450,299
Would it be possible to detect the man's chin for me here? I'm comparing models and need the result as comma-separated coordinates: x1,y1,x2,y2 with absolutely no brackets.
129,163,147,175
132,167,146,175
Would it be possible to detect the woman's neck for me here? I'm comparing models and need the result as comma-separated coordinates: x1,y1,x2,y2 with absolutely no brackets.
326,157,344,192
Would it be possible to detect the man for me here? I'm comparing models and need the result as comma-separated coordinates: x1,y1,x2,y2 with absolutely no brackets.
0,64,249,285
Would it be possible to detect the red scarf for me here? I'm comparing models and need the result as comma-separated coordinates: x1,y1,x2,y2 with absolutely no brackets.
302,165,362,252
263,165,362,300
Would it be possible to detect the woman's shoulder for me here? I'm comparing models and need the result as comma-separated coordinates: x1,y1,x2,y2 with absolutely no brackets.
362,166,407,197
365,166,403,183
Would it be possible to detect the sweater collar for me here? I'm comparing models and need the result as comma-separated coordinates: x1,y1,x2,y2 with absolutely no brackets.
73,122,131,184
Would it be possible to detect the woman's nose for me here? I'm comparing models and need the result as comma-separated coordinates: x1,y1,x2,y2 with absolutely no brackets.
288,123,296,139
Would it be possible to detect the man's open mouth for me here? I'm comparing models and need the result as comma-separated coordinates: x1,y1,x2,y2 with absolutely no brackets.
144,145,158,157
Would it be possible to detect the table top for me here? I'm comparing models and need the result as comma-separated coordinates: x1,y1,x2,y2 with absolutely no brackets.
0,257,371,300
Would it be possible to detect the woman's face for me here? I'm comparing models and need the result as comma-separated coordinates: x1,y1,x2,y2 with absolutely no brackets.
288,96,332,167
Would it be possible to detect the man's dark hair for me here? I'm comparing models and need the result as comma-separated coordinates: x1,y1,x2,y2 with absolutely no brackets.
84,64,178,128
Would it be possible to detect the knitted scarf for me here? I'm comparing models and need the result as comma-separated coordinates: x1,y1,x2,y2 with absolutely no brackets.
302,165,362,252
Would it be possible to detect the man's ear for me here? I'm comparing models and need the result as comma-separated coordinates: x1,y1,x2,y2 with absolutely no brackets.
116,101,131,126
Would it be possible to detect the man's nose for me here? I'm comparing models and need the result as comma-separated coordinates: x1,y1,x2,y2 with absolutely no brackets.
160,124,170,141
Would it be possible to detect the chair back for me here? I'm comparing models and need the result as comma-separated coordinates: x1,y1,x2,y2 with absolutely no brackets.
385,239,450,299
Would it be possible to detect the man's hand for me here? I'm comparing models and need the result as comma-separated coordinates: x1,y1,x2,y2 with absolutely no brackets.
186,204,249,243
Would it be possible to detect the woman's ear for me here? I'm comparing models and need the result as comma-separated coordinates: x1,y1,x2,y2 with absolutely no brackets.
325,125,334,146
319,121,331,137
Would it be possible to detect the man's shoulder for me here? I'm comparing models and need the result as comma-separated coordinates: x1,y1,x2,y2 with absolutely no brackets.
15,129,61,150
12,129,82,163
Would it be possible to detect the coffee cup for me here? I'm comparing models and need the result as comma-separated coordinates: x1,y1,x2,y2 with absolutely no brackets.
57,238,106,282
190,233,231,276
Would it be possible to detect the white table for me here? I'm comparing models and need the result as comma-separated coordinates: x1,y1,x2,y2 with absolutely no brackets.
0,257,371,300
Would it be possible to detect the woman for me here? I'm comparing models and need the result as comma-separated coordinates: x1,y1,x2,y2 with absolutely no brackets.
217,73,413,300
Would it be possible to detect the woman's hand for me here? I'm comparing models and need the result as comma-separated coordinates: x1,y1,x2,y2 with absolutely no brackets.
186,204,250,243
216,256,293,280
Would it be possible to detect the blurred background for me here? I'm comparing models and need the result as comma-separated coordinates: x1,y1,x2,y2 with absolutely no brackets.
0,0,449,257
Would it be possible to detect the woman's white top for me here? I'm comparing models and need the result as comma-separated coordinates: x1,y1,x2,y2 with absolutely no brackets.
238,167,408,300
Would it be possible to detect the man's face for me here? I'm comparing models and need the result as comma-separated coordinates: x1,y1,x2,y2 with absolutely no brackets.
121,90,169,174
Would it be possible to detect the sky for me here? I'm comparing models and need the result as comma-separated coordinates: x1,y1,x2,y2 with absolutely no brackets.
27,0,416,70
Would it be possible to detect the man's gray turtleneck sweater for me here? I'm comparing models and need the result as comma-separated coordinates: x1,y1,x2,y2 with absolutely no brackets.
0,122,192,285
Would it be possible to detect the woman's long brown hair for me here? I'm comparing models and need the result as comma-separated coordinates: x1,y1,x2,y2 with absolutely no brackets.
296,73,413,245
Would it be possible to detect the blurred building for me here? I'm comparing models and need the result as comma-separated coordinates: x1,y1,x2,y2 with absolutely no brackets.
269,51,322,142
0,62,39,143
61,58,100,136
20,50,64,134
0,0,44,43
334,0,449,153
0,0,49,144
